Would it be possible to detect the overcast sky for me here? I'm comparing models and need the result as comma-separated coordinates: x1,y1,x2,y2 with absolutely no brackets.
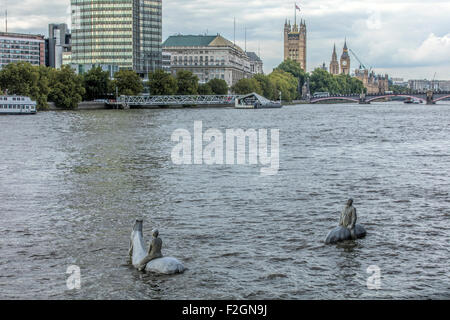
2,0,450,80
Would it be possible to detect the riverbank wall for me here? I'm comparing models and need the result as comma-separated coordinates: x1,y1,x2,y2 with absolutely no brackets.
47,102,236,110
48,101,108,110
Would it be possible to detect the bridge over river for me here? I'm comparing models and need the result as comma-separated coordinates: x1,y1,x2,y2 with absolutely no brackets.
111,91,450,108
116,95,239,108
310,91,450,105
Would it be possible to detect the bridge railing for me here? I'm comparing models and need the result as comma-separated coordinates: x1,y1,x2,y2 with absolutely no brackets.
312,91,450,98
118,95,239,106
309,91,450,104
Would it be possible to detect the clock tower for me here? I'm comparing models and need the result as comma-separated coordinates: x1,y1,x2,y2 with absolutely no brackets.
340,40,351,75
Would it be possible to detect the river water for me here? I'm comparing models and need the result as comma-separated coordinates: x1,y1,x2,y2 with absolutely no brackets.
0,102,449,300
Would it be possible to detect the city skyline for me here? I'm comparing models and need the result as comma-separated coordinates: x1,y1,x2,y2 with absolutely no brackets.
1,0,450,79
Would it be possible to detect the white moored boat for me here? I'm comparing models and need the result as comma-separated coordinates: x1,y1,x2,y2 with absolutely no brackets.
0,95,37,115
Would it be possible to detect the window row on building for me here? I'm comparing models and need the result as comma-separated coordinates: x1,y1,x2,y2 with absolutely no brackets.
1,44,41,49
0,32,45,70
1,50,41,55
1,54,41,59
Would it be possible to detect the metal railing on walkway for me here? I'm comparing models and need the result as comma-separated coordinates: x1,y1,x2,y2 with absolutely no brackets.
117,95,239,106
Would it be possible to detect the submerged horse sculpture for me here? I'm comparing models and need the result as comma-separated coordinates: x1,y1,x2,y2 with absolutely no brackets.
325,224,367,244
129,220,185,275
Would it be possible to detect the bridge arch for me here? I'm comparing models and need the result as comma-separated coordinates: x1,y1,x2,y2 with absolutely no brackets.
310,96,359,104
367,94,426,103
433,94,450,103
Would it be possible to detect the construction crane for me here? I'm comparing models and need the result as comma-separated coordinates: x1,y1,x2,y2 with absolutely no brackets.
349,48,372,72
431,72,437,91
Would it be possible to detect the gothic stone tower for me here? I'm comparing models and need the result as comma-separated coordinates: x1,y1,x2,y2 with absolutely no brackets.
284,19,307,71
340,40,351,75
329,44,339,75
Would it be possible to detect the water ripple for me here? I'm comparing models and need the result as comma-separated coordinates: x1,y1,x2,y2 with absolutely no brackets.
0,104,449,299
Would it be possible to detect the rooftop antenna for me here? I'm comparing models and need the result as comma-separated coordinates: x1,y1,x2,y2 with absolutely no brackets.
5,0,8,33
244,26,247,52
432,72,437,90
233,17,236,46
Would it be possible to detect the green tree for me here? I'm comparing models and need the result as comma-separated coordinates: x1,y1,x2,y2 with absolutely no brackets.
390,85,409,94
36,66,52,109
0,62,50,110
148,70,178,95
198,83,213,95
207,78,228,95
309,68,338,95
176,70,199,95
337,76,350,94
48,65,85,109
83,66,110,100
350,77,366,94
253,74,277,100
268,69,298,101
277,58,308,88
0,62,36,96
231,78,263,95
309,68,365,95
112,69,144,96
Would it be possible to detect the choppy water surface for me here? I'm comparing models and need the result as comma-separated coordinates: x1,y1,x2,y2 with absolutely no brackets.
0,102,449,299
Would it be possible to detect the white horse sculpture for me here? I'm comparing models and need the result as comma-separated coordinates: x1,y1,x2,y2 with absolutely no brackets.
129,220,185,275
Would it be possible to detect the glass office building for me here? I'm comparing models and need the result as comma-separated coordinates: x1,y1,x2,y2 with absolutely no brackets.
71,0,162,75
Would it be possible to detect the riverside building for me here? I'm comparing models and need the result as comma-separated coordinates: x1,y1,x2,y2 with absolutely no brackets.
47,23,71,69
354,69,389,94
408,79,450,92
246,51,264,75
162,34,257,87
0,32,45,70
70,0,162,76
162,51,171,73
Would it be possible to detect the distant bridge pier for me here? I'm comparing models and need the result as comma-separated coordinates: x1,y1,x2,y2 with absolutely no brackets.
426,90,435,105
359,93,370,104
